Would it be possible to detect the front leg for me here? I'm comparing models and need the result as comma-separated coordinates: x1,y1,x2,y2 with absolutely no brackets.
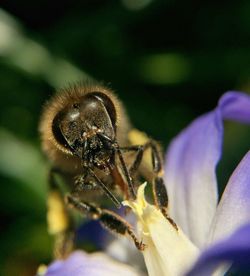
121,140,178,230
72,164,121,208
74,172,97,191
66,195,146,251
150,146,178,231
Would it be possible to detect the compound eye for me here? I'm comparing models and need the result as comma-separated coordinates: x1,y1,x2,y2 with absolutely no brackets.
65,106,80,125
78,93,116,139
88,92,117,129
52,105,81,151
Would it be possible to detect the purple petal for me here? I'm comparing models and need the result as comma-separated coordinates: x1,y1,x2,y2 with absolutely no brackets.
164,91,250,247
45,251,140,276
76,220,109,249
218,92,250,122
186,223,250,276
208,151,250,244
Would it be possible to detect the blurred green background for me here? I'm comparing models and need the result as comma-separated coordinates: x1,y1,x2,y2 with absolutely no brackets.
0,1,250,275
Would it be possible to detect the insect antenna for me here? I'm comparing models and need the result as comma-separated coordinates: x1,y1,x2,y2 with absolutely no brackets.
88,168,121,208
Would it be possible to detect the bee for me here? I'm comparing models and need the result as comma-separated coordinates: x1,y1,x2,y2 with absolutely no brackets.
39,83,172,259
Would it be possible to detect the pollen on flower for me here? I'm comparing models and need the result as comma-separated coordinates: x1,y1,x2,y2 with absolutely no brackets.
47,191,69,234
123,183,199,276
36,264,47,276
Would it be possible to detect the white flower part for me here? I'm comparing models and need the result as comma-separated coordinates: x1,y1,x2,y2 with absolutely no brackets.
123,183,199,276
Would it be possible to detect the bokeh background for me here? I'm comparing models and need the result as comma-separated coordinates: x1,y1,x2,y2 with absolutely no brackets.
0,1,250,275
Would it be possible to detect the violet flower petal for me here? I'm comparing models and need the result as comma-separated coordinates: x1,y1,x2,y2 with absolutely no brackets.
164,91,250,247
76,220,108,249
45,251,141,276
208,151,250,244
186,223,250,276
218,92,250,122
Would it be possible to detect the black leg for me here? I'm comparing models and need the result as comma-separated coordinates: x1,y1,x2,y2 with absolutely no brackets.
66,195,146,251
88,168,121,208
48,168,75,259
73,171,88,192
149,143,178,230
122,141,178,230
153,176,178,230
73,168,121,208
114,143,137,200
127,146,144,176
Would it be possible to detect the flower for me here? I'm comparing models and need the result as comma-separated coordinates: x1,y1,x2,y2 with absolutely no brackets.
164,91,250,275
43,91,250,276
123,183,199,276
42,250,141,276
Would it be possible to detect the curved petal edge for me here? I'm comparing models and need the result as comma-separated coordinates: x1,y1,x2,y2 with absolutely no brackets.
45,251,141,276
164,91,250,247
186,223,250,276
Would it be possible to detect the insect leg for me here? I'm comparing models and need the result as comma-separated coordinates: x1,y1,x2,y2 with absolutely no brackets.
120,144,148,176
47,168,75,259
115,144,137,200
122,141,178,230
73,171,88,192
66,195,146,251
149,142,178,230
88,168,121,208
